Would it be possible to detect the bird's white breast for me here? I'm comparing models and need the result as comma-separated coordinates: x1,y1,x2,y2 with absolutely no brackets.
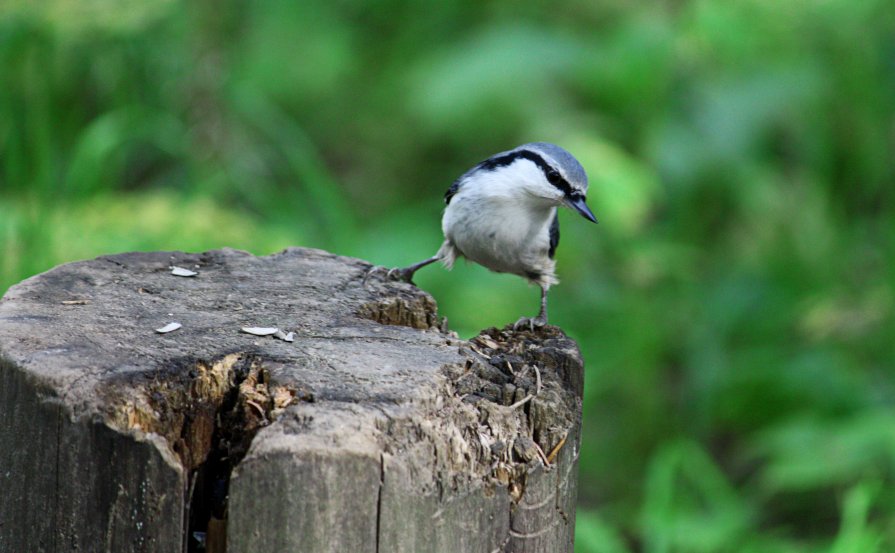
441,160,558,284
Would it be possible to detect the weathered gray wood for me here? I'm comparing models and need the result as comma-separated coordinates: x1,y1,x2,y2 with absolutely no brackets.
0,354,184,553
0,247,584,553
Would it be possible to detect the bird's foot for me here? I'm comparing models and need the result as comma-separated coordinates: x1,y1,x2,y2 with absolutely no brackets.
386,267,416,283
363,265,415,285
512,315,548,332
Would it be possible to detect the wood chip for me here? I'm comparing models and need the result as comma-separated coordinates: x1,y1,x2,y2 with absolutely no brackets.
534,441,550,467
272,387,296,409
61,299,90,305
155,322,182,334
241,327,279,336
478,337,500,350
546,434,567,464
245,399,267,419
468,343,490,359
508,365,542,409
170,266,198,277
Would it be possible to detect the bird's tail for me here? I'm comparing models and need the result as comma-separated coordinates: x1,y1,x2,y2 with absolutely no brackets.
436,240,459,270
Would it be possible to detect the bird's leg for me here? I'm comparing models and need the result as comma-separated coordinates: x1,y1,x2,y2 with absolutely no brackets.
385,255,440,284
513,285,549,331
537,284,548,323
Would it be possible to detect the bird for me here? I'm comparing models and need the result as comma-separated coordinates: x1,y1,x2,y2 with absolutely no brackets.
385,142,597,330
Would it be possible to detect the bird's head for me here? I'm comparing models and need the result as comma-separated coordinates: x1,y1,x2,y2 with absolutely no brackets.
474,142,598,223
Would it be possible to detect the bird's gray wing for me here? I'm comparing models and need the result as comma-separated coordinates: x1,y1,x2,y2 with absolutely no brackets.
444,176,462,204
444,165,480,204
548,212,560,259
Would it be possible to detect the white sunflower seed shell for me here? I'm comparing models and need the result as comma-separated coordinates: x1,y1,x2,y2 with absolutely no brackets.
171,266,198,277
241,327,279,336
155,322,182,334
274,330,295,342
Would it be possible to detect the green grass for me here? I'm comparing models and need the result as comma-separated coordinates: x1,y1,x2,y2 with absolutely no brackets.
2,1,895,550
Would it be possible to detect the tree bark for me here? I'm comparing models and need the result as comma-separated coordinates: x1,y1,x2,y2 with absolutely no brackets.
0,247,584,553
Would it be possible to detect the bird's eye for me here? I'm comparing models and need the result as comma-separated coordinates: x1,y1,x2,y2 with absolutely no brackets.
546,169,562,185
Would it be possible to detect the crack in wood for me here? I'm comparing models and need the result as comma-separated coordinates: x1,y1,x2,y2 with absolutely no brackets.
102,353,304,553
508,518,560,539
376,453,385,553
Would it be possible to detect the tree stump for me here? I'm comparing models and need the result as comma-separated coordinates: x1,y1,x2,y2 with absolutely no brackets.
0,247,584,553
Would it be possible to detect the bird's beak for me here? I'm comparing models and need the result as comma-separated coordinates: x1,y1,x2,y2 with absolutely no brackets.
566,196,598,224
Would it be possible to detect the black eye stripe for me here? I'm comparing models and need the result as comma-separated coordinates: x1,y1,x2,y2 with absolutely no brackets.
546,169,562,185
478,150,575,197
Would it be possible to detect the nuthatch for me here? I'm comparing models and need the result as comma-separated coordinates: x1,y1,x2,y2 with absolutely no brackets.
387,142,597,329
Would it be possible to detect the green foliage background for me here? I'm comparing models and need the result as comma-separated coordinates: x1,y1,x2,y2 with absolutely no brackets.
2,0,895,550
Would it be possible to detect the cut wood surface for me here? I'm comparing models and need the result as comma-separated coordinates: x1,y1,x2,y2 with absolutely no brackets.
0,247,584,553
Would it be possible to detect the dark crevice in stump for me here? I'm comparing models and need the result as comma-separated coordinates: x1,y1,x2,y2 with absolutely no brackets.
183,356,257,553
101,353,306,553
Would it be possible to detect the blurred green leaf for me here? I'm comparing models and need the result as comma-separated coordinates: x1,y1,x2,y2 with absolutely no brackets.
577,510,632,553
0,0,177,37
830,481,883,553
755,413,895,492
642,440,752,553
65,108,187,197
566,133,662,235
408,24,583,131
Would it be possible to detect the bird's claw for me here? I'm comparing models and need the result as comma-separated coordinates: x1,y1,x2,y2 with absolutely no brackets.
512,316,547,332
363,265,415,286
386,267,415,283
362,265,385,286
